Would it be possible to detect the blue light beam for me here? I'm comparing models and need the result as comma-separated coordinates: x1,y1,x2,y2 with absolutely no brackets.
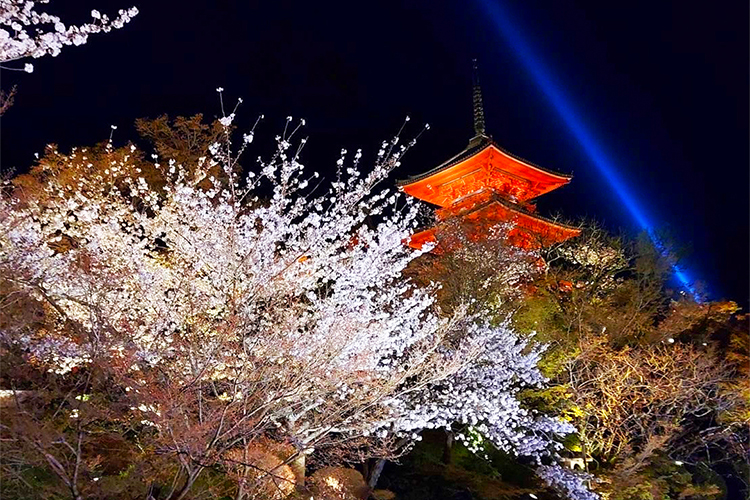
477,0,698,296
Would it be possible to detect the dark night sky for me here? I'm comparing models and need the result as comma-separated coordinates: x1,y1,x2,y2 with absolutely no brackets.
1,0,748,304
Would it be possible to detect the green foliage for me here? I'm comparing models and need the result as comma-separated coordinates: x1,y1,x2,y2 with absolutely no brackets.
383,431,541,500
608,454,723,500
511,293,561,339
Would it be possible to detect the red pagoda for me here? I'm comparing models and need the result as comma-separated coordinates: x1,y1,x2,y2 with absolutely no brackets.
398,62,580,250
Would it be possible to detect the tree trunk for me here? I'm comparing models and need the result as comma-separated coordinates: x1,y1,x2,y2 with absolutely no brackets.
147,483,161,500
442,432,453,465
170,468,202,500
367,459,386,489
290,453,306,489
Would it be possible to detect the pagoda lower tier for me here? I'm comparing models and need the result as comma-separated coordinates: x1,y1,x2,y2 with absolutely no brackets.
406,190,580,251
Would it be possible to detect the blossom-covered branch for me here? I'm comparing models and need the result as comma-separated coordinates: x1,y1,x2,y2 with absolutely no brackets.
0,1,138,72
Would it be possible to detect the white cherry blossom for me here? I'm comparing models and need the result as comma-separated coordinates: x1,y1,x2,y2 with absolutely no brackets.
0,1,138,72
0,113,592,498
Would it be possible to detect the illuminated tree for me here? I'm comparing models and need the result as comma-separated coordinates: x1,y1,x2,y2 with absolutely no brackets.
0,105,587,499
514,226,749,499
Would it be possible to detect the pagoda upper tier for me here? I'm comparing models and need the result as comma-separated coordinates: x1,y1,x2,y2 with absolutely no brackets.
397,135,572,206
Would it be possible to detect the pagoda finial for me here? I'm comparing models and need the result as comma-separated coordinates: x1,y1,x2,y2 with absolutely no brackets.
472,58,486,138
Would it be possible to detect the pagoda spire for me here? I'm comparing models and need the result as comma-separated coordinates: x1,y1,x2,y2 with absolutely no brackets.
472,59,487,138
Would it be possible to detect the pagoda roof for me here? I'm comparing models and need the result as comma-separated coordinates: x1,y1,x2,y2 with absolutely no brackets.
398,135,572,187
397,135,573,206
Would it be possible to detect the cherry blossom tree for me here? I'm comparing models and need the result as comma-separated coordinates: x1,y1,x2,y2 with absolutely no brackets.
0,1,138,73
0,101,592,499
